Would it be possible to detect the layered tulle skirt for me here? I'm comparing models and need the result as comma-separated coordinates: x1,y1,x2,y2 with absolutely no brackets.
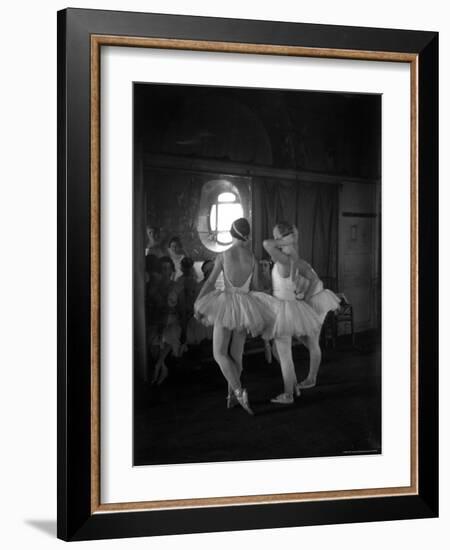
308,287,341,323
194,289,275,337
256,294,322,340
194,286,339,340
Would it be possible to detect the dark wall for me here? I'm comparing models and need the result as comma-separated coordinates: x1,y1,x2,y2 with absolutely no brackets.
134,83,381,179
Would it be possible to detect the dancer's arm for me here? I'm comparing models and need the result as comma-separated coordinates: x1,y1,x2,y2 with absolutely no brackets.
195,254,222,303
296,258,321,302
262,238,291,266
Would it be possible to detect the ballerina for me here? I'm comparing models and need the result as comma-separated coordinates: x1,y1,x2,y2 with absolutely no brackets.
194,218,273,415
262,223,322,404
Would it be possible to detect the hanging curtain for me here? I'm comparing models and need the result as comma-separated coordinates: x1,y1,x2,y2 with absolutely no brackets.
252,177,338,285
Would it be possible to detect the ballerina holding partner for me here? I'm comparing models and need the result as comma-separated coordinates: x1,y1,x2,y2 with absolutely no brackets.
194,218,273,415
263,224,322,404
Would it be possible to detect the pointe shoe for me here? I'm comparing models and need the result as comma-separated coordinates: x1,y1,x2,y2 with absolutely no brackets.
234,388,254,415
294,384,302,398
227,388,239,409
270,392,294,405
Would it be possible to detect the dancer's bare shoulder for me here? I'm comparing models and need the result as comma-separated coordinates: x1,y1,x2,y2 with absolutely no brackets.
225,245,252,264
223,246,253,284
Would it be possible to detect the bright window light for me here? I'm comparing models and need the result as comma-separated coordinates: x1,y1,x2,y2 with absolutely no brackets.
218,192,236,203
210,205,217,231
209,191,244,245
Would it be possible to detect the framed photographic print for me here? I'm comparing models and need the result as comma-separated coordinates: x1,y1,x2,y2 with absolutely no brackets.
57,8,438,541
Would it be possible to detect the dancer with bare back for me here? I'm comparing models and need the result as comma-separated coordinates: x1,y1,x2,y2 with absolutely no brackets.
195,218,273,415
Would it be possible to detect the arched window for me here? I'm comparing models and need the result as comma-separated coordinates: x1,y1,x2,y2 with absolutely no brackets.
209,192,244,246
197,180,246,253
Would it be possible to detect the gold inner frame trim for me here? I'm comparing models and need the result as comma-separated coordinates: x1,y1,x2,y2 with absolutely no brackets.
90,34,419,514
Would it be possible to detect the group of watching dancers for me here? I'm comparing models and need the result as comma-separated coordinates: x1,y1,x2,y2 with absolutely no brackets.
145,220,340,413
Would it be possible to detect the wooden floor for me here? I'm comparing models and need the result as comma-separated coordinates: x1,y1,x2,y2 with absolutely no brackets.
133,338,381,466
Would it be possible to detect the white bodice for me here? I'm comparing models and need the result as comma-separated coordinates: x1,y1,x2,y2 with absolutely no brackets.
271,263,297,301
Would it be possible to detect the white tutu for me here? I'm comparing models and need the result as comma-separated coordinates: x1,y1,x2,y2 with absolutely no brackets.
257,294,322,340
307,283,341,323
195,289,275,337
259,261,324,339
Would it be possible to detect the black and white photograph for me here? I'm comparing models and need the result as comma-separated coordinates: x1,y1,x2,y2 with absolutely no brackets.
132,82,382,467
1,0,442,545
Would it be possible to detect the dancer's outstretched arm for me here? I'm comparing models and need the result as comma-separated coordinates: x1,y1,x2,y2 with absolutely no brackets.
195,254,222,303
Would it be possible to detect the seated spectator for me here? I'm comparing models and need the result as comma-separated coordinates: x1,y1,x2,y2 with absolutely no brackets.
146,256,182,385
167,236,185,280
145,226,165,258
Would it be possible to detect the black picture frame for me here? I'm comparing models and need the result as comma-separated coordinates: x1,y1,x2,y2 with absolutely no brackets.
57,8,438,541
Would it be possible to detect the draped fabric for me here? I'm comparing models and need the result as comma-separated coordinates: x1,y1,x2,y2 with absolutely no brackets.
252,178,338,285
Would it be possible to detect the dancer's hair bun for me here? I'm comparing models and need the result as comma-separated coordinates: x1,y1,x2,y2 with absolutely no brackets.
275,221,298,244
230,218,250,241
275,221,294,237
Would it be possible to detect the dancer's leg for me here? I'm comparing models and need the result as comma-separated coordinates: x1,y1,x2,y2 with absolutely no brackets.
213,325,253,414
212,324,241,391
298,331,322,388
229,329,246,380
227,330,247,407
274,336,297,395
